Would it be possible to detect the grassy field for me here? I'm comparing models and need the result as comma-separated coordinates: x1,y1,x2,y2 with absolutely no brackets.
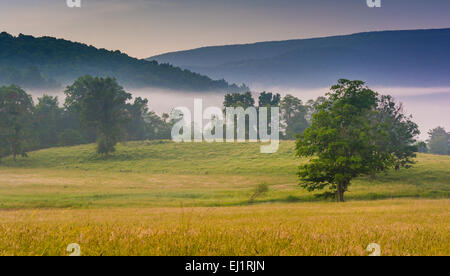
0,141,449,255
0,141,449,208
1,199,448,256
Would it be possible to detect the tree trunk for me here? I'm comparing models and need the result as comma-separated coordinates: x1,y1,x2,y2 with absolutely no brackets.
336,182,345,202
11,143,16,163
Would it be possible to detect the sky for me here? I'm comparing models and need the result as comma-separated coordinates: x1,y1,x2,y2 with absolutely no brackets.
0,0,449,58
2,0,450,137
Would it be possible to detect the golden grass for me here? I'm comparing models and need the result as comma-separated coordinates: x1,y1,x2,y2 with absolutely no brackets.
0,142,449,255
0,199,448,256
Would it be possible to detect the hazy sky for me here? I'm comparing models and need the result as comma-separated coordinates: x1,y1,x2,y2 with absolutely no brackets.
1,0,449,58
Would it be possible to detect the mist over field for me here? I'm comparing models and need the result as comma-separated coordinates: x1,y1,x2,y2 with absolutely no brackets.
26,85,450,141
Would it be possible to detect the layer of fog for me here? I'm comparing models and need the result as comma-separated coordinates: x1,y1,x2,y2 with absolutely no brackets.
27,86,450,141
252,85,450,141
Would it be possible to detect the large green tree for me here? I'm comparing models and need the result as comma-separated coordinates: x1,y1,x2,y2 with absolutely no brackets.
296,80,419,202
0,85,34,162
64,76,132,156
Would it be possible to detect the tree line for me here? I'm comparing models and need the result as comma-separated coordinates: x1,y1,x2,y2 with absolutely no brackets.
0,76,174,162
1,76,444,163
0,77,445,203
221,90,322,140
0,75,319,162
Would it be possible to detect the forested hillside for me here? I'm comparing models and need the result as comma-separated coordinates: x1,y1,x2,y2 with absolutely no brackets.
149,29,450,88
0,32,246,92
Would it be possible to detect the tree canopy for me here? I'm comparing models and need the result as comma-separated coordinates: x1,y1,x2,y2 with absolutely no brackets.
64,76,132,156
296,79,419,202
0,85,34,162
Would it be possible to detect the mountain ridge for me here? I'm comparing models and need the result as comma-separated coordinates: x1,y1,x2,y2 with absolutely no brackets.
148,28,450,88
0,32,247,92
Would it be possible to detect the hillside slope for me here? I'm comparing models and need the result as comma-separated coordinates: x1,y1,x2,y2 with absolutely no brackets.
0,32,246,92
149,29,450,88
0,141,449,209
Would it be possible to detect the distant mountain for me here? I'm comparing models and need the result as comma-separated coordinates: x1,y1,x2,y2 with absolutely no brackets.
0,32,247,92
148,29,450,88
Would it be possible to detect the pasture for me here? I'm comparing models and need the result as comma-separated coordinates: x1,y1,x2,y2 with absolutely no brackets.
0,141,449,255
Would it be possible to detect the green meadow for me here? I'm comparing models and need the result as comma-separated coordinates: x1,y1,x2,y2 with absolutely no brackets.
0,141,449,255
0,141,449,209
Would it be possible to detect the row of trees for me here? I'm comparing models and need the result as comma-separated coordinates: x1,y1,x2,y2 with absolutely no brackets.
222,91,324,139
1,77,322,163
0,76,174,162
2,76,432,165
1,75,313,162
0,77,441,204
